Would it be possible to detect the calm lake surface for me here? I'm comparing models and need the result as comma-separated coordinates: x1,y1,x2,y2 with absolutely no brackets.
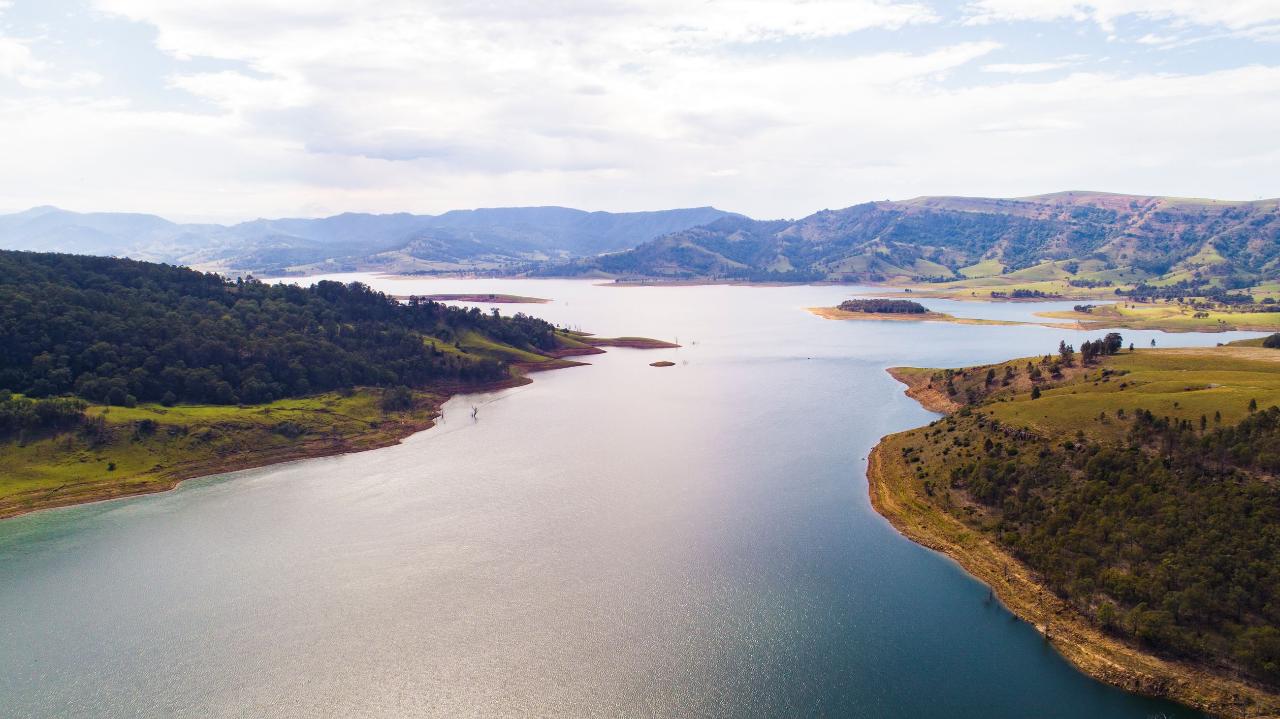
2,279,1256,718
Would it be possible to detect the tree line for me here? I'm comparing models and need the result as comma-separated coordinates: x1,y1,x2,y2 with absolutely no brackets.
0,251,559,409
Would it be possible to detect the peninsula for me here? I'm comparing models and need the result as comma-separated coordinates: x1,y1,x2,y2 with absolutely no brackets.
869,339,1280,718
0,251,676,519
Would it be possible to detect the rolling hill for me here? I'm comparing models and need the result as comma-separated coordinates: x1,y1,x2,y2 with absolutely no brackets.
552,192,1280,286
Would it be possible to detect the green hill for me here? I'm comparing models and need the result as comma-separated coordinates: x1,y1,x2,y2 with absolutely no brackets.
548,192,1280,290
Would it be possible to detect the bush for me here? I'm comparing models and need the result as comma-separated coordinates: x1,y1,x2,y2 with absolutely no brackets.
272,421,306,439
380,386,415,413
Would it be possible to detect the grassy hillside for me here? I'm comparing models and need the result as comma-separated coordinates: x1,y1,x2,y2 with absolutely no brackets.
0,388,448,519
874,341,1280,715
546,192,1280,296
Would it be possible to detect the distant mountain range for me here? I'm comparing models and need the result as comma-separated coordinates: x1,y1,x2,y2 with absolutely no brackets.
0,205,737,275
8,192,1280,287
550,192,1280,285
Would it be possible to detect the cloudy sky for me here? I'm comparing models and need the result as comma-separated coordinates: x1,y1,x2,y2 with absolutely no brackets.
1,0,1279,222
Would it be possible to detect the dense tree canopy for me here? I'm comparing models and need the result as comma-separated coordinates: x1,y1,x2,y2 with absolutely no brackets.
938,405,1280,687
0,251,557,407
838,298,928,314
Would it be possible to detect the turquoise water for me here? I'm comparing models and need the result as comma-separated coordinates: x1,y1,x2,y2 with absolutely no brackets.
1,279,1249,718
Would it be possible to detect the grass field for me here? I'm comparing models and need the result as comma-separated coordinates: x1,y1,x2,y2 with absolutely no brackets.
986,348,1280,440
0,389,453,519
890,269,1124,301
891,344,1280,441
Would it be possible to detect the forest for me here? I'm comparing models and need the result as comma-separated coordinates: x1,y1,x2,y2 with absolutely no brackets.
0,251,559,420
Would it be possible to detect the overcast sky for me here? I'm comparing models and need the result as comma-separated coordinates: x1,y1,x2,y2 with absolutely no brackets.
2,0,1279,222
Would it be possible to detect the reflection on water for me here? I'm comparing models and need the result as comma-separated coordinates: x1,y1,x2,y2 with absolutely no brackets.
0,279,1237,718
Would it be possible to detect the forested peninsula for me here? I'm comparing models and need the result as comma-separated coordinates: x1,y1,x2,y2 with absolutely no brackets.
871,338,1280,718
0,251,670,519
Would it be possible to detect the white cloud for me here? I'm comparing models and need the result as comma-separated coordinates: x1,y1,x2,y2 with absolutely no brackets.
0,36,47,86
0,1,1277,221
964,0,1280,32
982,61,1071,74
0,35,103,89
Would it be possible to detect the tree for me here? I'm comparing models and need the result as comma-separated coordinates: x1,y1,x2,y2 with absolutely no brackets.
1058,340,1074,366
1103,333,1123,354
1031,386,1042,399
380,386,415,413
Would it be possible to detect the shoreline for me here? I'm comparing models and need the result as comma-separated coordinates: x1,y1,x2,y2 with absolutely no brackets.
0,349,627,522
868,370,1280,719
884,367,961,413
0,374,536,522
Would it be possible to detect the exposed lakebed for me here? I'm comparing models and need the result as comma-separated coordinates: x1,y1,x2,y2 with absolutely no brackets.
0,278,1256,718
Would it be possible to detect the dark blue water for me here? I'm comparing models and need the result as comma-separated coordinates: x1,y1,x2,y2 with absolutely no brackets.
0,280,1241,718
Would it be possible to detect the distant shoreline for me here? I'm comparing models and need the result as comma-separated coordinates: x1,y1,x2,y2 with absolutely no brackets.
397,293,551,304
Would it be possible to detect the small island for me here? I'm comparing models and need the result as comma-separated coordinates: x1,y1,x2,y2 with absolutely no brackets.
809,298,1024,326
838,298,929,314
649,361,675,367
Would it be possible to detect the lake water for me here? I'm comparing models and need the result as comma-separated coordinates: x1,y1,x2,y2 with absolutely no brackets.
1,278,1255,718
